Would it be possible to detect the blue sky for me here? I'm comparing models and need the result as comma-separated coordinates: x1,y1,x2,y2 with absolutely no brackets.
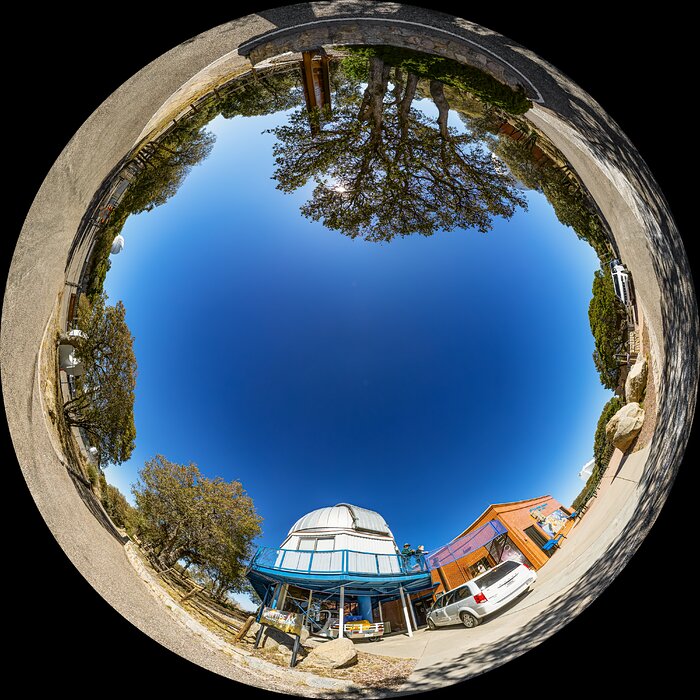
104,102,610,581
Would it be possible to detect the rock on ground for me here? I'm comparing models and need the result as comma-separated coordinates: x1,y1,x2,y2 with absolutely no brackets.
625,356,648,403
300,637,358,669
606,402,646,451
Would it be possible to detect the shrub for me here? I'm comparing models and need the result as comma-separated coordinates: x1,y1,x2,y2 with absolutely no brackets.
571,395,624,511
593,395,624,474
589,269,628,390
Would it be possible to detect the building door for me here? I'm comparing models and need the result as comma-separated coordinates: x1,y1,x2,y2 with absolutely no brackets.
491,532,535,566
413,599,428,627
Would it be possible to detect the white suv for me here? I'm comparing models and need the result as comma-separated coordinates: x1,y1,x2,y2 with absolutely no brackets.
609,259,634,307
426,560,536,629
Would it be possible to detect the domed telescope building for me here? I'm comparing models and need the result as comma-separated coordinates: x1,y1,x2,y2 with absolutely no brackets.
246,503,434,638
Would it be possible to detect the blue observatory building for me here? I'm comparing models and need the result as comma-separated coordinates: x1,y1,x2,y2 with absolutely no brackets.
246,503,434,637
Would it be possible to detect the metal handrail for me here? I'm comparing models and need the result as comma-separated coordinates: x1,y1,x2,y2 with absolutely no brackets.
251,546,429,576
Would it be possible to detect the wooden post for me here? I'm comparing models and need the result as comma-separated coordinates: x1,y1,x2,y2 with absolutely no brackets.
180,584,204,602
377,600,384,622
338,585,345,639
232,615,255,643
399,586,413,638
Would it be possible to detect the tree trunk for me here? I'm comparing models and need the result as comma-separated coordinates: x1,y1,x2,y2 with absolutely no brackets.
359,56,390,142
430,80,450,140
398,73,418,143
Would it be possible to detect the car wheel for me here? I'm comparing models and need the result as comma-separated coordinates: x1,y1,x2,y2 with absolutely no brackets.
427,618,436,630
460,611,479,628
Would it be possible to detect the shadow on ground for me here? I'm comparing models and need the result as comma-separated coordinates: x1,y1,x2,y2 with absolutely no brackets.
67,469,129,545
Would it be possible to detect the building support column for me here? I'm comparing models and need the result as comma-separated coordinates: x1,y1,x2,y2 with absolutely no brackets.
270,583,282,609
408,594,418,630
274,583,289,610
338,585,345,639
377,600,384,622
399,585,413,637
357,595,373,622
306,589,313,628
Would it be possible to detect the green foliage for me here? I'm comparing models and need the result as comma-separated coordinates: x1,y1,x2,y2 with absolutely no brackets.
271,57,527,241
343,46,532,115
571,474,596,512
588,269,628,390
100,480,139,532
484,127,612,263
132,455,262,600
84,69,303,301
86,461,99,487
571,395,624,511
218,69,302,118
594,396,624,473
63,293,137,465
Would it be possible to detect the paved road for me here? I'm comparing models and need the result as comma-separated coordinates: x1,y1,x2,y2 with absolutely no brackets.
3,2,697,696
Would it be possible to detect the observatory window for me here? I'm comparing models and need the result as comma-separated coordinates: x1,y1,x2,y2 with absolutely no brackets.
297,537,335,551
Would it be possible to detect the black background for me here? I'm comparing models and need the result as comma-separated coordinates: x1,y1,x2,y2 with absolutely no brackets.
5,2,695,696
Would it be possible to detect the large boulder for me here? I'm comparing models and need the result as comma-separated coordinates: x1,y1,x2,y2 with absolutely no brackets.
300,637,357,669
625,357,648,403
606,402,645,451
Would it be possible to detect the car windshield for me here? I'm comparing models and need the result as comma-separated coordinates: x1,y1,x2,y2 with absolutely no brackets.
472,560,520,589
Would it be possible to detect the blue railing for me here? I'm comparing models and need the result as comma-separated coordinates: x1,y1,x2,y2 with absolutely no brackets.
251,547,429,577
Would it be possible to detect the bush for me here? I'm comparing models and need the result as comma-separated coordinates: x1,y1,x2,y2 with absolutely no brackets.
101,482,138,531
343,45,532,115
593,396,624,473
572,474,596,512
571,395,624,511
487,130,612,264
589,269,628,390
86,461,99,486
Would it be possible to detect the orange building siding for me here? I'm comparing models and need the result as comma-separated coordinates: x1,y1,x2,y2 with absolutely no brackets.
430,495,570,598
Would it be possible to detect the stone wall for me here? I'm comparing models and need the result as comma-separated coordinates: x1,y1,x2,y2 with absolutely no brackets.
243,21,525,92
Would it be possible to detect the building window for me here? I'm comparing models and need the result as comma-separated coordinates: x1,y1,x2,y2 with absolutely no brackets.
524,525,554,556
297,537,335,551
468,557,492,578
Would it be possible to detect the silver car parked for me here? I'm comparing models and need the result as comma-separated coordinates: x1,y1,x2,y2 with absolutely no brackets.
427,560,537,629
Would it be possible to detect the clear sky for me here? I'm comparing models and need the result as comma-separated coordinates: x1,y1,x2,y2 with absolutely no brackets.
104,101,611,574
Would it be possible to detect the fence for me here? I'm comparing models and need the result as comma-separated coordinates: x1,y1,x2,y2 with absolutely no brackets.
251,547,429,576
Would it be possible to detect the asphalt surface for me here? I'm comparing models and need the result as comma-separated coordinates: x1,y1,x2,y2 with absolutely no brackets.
3,2,697,697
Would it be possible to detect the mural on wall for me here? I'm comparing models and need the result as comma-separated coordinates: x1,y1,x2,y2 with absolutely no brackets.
529,505,568,538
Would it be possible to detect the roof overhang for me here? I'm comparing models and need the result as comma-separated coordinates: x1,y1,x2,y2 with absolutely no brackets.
247,567,433,599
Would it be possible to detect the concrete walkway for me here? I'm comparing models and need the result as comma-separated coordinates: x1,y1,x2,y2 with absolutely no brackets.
353,445,649,691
